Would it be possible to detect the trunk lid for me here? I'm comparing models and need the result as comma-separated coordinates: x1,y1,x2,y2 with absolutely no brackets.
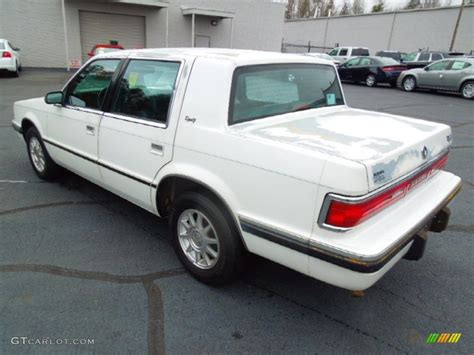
233,106,452,192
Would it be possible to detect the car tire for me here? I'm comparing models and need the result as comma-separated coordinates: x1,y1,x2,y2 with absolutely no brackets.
460,81,474,100
13,63,19,77
402,76,417,92
366,74,377,87
25,127,59,180
170,191,246,285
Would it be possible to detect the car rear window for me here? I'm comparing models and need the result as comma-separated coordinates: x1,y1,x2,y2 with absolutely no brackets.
229,64,344,125
0,42,5,50
377,57,400,65
352,48,369,56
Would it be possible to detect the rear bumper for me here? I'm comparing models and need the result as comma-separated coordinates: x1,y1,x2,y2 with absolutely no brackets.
240,171,461,290
0,58,16,71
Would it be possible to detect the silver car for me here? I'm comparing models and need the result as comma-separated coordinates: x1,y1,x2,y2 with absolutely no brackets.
398,58,474,99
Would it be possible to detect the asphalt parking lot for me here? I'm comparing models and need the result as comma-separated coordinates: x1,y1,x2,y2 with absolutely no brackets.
0,69,473,354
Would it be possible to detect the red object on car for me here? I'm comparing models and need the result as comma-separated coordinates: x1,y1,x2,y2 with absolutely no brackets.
2,51,12,58
88,44,125,58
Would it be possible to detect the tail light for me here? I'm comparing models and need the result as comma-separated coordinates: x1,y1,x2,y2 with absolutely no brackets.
382,66,407,72
2,51,12,58
322,153,449,230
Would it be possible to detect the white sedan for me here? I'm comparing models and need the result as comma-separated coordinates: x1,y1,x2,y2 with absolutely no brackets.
0,38,21,76
12,49,462,291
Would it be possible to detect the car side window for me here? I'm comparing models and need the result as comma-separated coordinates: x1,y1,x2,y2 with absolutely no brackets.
111,59,180,123
451,61,471,70
65,59,120,110
328,49,339,56
358,58,371,66
339,48,348,56
418,53,430,61
431,53,443,61
428,60,450,71
345,58,360,67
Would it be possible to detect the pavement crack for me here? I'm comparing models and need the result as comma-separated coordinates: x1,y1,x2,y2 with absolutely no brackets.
447,224,474,233
0,200,112,216
0,264,185,284
245,281,408,354
143,281,165,355
451,145,474,149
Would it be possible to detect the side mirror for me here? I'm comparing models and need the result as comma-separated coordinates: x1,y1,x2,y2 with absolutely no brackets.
45,91,64,105
423,67,429,71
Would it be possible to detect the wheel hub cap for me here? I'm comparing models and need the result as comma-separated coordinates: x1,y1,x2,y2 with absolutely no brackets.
463,84,473,98
177,209,220,269
29,137,46,173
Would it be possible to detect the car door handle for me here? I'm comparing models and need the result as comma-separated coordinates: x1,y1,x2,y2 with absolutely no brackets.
86,125,95,135
151,143,164,156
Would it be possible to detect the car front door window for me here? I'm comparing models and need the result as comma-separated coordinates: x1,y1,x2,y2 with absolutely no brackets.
65,59,120,110
428,60,450,71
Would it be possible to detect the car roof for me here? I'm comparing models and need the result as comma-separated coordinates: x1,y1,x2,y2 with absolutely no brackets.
94,48,336,66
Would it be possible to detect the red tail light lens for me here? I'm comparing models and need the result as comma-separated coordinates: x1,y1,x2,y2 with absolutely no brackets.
323,153,448,229
2,51,12,58
382,66,407,72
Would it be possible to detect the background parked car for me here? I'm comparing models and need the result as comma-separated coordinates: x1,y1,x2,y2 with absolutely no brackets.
338,56,407,87
0,38,21,77
88,43,124,58
327,46,369,62
375,50,406,63
398,58,474,99
304,52,341,66
402,51,449,69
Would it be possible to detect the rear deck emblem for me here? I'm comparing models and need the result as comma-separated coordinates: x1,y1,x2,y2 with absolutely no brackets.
422,146,428,160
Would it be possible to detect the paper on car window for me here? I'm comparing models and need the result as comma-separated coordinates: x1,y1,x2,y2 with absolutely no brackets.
326,93,336,105
451,61,465,70
128,72,139,87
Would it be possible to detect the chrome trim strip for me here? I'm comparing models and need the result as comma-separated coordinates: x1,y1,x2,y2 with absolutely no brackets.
12,121,22,134
240,180,461,273
102,112,167,129
318,149,450,232
42,137,154,187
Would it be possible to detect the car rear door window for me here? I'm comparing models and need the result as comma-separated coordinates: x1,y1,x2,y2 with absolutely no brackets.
352,48,369,56
451,61,471,70
431,53,443,61
418,53,430,61
358,58,372,66
65,59,120,110
339,48,348,56
345,58,360,67
111,60,180,123
428,60,450,71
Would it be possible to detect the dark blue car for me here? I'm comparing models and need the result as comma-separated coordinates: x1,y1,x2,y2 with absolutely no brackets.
338,56,407,87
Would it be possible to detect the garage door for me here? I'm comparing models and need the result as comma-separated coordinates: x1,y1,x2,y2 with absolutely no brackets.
79,11,146,63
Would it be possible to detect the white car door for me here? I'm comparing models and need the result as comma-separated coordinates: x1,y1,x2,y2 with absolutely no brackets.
45,59,121,184
98,58,183,210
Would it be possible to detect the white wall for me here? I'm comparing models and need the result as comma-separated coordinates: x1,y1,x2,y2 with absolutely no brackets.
0,0,286,68
283,5,474,54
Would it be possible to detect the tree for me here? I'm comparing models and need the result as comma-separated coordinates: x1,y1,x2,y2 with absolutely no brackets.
352,0,365,15
285,0,296,19
322,0,336,17
371,0,384,13
339,0,352,16
297,0,311,18
404,0,420,10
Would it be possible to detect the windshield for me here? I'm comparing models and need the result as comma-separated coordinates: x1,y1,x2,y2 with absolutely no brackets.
229,64,344,125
